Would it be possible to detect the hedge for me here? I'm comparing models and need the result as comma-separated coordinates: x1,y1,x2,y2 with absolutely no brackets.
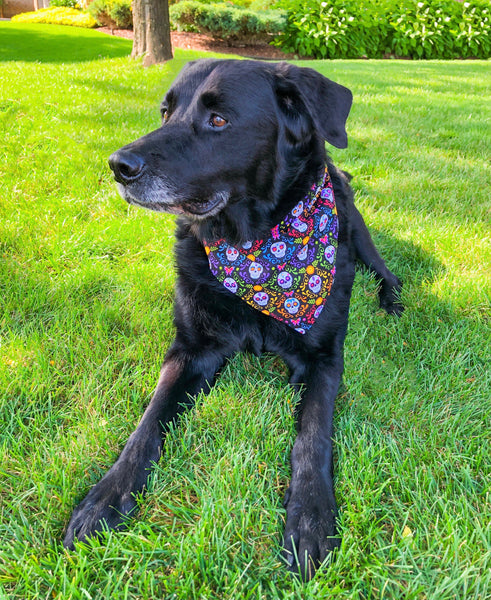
170,0,277,8
88,0,133,30
50,0,80,8
170,1,287,44
275,0,491,59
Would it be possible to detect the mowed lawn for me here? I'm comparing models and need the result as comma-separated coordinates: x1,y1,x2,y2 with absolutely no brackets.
0,22,489,600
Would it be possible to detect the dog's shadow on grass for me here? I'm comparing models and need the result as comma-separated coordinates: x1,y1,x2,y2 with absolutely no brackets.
357,227,444,296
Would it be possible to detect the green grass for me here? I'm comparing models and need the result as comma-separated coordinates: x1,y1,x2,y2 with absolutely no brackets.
0,21,490,600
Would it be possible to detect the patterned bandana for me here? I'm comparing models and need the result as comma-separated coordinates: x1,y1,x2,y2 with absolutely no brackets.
204,166,338,334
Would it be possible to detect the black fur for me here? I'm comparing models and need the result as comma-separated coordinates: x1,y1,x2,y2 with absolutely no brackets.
63,59,403,581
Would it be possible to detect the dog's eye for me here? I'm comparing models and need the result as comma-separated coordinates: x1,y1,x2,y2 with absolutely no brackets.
209,114,228,129
161,109,169,123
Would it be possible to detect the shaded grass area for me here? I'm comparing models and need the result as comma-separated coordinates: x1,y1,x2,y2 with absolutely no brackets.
0,22,490,600
0,23,133,62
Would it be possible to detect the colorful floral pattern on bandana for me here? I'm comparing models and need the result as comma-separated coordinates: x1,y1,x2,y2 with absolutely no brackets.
204,167,338,334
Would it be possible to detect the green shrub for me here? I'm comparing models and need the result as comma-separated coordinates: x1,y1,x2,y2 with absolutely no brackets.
170,1,287,44
275,0,491,59
390,0,460,58
452,0,490,58
391,0,490,58
11,6,97,28
50,0,80,8
88,0,133,29
171,0,277,6
276,0,392,58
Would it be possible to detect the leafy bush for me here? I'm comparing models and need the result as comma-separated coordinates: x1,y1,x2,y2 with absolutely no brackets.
88,0,133,29
50,0,80,8
453,0,490,58
170,1,287,44
275,0,490,59
170,0,277,7
276,0,392,58
12,7,97,28
390,0,461,58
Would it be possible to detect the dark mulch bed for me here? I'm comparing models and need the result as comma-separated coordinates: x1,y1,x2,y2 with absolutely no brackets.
97,28,297,61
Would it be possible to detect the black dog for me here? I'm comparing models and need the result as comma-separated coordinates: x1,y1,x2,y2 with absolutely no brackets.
63,59,402,580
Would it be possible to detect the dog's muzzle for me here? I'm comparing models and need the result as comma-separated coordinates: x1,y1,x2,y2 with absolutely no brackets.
107,148,230,219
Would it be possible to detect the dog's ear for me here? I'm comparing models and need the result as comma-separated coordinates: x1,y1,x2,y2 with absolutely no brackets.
273,63,352,149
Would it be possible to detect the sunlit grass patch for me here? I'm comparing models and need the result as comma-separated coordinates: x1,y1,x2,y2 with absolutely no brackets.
0,22,489,600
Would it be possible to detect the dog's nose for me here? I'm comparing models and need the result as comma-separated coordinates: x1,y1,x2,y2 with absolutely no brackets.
108,150,145,184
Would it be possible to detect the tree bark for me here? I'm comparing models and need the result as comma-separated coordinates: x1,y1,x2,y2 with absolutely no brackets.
131,0,173,66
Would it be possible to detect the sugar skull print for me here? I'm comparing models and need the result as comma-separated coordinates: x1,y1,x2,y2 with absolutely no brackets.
292,201,304,217
271,241,287,258
248,262,264,280
319,213,329,232
292,218,308,233
324,245,336,264
253,291,269,306
277,271,293,289
205,166,338,334
284,297,300,314
308,274,322,294
296,245,309,261
291,241,316,269
226,246,239,262
223,277,238,293
238,260,270,285
320,186,334,206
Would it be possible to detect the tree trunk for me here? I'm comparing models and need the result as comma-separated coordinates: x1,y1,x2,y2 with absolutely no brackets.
131,0,173,66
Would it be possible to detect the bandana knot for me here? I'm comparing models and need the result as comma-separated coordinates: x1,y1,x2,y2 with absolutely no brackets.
204,167,338,334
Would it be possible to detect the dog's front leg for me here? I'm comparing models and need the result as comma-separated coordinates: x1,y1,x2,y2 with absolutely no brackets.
282,354,343,581
63,345,225,549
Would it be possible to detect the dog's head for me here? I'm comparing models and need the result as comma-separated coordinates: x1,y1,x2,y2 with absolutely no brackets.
109,59,352,242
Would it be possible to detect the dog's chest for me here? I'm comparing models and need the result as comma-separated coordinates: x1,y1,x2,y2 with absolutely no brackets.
204,167,339,335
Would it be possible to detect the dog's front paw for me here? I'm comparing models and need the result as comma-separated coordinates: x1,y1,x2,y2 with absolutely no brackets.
379,276,403,316
282,486,340,581
63,469,140,550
